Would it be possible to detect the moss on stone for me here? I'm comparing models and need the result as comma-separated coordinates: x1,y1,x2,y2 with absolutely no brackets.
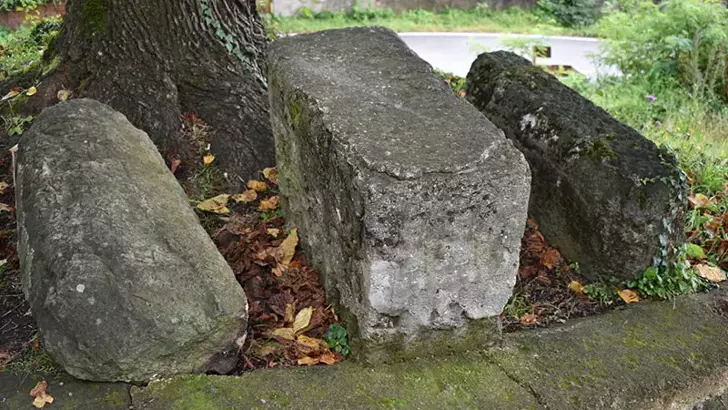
81,0,108,35
583,135,616,164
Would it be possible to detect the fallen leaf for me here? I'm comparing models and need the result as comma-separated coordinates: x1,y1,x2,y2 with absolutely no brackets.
0,350,10,367
568,281,585,295
519,313,538,325
284,303,296,324
263,167,278,184
272,265,284,277
0,203,13,213
267,228,282,238
278,228,298,266
29,380,53,408
695,263,726,282
296,335,325,353
203,154,215,166
197,194,230,214
618,289,640,304
232,190,257,203
689,193,716,209
319,352,337,365
0,182,9,193
540,248,561,269
271,327,295,341
247,180,268,193
9,144,18,154
297,356,320,366
26,86,37,96
235,334,247,348
2,88,21,101
170,159,182,174
293,306,313,334
57,89,72,101
259,195,280,211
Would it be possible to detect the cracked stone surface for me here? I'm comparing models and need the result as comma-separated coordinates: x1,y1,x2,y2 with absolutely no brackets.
268,27,531,356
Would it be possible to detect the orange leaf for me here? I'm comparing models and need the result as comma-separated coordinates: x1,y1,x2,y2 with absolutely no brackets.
519,313,538,325
232,190,257,203
695,264,726,282
297,356,320,366
319,352,338,365
247,180,268,193
568,281,585,295
29,380,54,408
277,228,298,266
203,154,215,166
540,248,561,269
618,289,639,304
259,195,280,211
263,167,278,184
689,193,716,209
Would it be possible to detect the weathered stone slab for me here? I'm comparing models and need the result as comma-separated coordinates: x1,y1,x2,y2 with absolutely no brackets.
466,51,686,281
16,99,248,382
268,28,531,358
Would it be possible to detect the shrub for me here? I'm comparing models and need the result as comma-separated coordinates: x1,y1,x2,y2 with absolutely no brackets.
0,0,51,12
537,0,602,27
598,0,728,102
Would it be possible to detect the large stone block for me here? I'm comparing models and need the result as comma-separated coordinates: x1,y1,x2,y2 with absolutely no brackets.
269,28,531,358
16,99,248,382
466,51,686,281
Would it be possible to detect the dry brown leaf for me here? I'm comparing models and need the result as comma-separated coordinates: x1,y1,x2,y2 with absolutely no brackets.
297,356,320,366
271,327,295,341
247,180,268,193
284,303,296,324
259,195,280,211
689,193,716,209
296,335,325,353
26,86,37,96
540,248,561,269
293,306,313,334
57,89,72,102
0,350,11,367
319,352,337,365
263,167,278,184
232,190,258,203
2,88,21,101
30,380,54,408
618,289,640,304
568,281,585,295
197,194,230,214
272,265,284,277
0,182,9,193
267,228,282,238
278,228,298,266
0,203,13,213
203,154,215,166
170,159,182,174
519,313,538,325
695,263,726,282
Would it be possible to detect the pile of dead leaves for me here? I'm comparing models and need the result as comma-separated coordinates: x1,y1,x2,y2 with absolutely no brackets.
501,219,614,331
194,167,345,371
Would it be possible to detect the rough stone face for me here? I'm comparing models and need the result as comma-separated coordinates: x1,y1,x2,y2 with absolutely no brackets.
269,28,531,356
16,99,248,382
466,51,686,281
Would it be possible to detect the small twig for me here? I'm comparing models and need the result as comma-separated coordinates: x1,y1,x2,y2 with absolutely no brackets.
0,301,24,319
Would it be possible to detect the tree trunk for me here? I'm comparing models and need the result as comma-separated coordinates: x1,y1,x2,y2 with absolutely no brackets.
43,0,274,184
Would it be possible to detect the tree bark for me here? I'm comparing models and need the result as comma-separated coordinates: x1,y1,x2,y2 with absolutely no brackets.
44,0,274,184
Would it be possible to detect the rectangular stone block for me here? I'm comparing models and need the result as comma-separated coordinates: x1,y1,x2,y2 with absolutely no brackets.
466,51,686,282
268,28,531,359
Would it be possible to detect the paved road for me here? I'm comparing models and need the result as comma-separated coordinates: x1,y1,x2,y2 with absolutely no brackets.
398,32,616,79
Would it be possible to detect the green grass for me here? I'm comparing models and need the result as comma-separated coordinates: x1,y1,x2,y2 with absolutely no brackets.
263,6,597,36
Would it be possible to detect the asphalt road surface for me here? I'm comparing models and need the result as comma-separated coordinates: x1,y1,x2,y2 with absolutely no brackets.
398,32,616,79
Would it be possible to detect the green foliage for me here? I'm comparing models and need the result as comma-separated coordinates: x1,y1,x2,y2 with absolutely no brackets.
503,292,533,318
267,6,591,36
3,114,33,136
501,36,549,64
433,69,465,96
323,323,351,356
537,0,602,27
597,0,728,102
0,15,60,80
627,244,706,299
0,0,52,12
583,281,619,306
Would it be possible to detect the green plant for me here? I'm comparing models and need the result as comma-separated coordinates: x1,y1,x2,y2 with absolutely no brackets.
501,36,549,64
0,0,53,12
433,69,466,96
4,114,33,136
538,0,602,27
628,243,706,299
503,292,533,318
583,281,619,305
323,323,351,356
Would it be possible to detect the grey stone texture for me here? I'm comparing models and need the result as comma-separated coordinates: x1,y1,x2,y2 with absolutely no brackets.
467,51,686,281
15,99,248,382
269,28,531,355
